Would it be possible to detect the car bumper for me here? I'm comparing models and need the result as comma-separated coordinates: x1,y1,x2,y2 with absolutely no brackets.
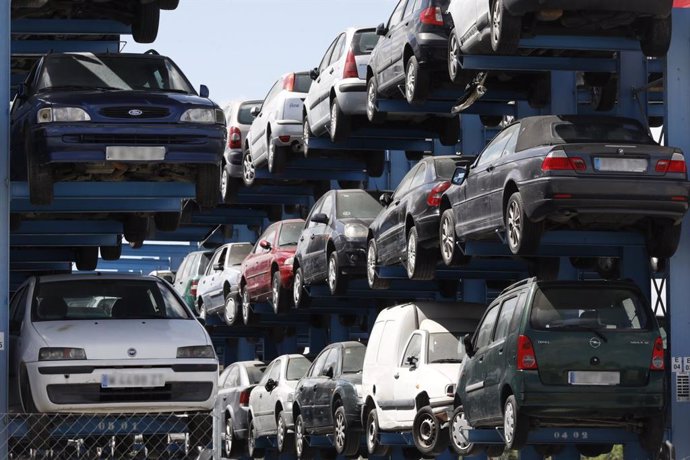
31,123,225,165
519,176,689,224
27,359,218,413
415,211,442,246
335,79,368,115
272,121,304,152
279,263,295,289
504,0,671,17
416,33,450,66
224,149,244,178
232,406,251,440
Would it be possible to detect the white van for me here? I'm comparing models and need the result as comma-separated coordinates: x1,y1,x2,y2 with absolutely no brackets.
361,301,486,457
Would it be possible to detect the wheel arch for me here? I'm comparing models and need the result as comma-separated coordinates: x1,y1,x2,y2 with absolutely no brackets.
440,195,452,214
403,43,415,68
500,384,514,413
405,214,415,235
502,180,520,221
275,401,284,423
415,391,430,410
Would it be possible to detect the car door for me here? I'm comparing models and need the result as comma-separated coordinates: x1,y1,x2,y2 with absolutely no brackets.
394,332,424,425
391,0,417,80
378,164,419,263
309,193,333,282
174,254,193,297
400,161,428,254
256,225,279,299
487,124,521,228
378,0,406,88
261,359,283,434
253,361,275,434
314,347,340,428
300,348,329,427
205,246,227,310
301,196,325,283
249,80,280,163
318,34,347,128
308,36,339,130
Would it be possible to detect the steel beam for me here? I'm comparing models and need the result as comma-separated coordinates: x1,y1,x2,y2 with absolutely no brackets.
461,55,618,73
519,35,641,52
12,19,130,35
1,2,9,457
11,40,120,54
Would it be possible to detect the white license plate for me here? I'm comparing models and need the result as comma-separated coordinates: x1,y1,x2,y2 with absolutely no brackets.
593,157,647,173
101,373,165,388
568,371,620,386
106,146,166,161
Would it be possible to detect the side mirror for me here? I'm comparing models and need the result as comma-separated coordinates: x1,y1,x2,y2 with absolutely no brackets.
451,166,467,186
406,355,418,369
325,367,334,379
266,378,276,391
213,262,223,271
16,83,27,100
463,333,475,358
197,315,206,326
250,106,261,116
379,192,392,206
199,84,210,98
376,23,388,36
259,239,271,250
310,213,329,225
310,67,320,81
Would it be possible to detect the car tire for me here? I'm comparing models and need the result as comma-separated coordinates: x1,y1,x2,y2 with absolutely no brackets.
327,252,348,295
333,406,359,456
124,215,149,243
277,411,294,454
405,151,424,161
241,284,255,325
267,138,288,174
490,0,521,55
648,222,682,258
366,409,389,456
223,415,239,457
641,17,672,58
366,77,386,124
366,239,390,290
75,247,98,271
196,164,220,208
448,29,472,87
406,226,436,280
159,0,179,10
439,115,461,146
26,138,53,206
221,166,241,204
576,444,614,457
132,0,160,43
223,293,238,326
154,212,181,232
439,209,471,266
100,235,123,261
405,55,430,105
365,150,386,177
503,395,528,450
505,192,541,255
591,77,617,112
303,116,313,158
330,98,351,143
247,418,264,458
449,406,483,456
479,115,503,128
413,405,449,456
292,265,309,308
271,271,289,314
295,414,314,460
242,149,256,187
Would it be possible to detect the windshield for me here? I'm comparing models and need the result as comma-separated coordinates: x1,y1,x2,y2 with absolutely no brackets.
238,101,260,125
551,121,652,144
336,191,382,219
428,332,465,363
32,279,190,321
278,222,304,246
287,356,311,380
197,252,213,275
530,287,651,331
353,30,379,55
246,365,265,384
227,245,252,266
293,73,312,93
342,346,365,373
37,54,195,93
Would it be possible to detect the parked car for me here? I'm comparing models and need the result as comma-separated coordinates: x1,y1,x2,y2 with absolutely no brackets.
221,100,262,203
361,301,485,457
247,354,312,456
217,360,266,458
454,278,666,456
292,189,382,307
448,0,672,57
174,249,214,311
196,242,252,325
10,52,225,209
242,72,312,185
439,115,688,260
293,341,366,459
148,270,175,284
239,219,305,323
366,155,465,289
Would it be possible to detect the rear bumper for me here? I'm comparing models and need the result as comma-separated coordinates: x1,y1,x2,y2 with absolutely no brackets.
416,211,442,246
224,149,244,178
415,33,450,67
232,406,251,439
335,79,367,115
504,0,672,17
272,121,304,151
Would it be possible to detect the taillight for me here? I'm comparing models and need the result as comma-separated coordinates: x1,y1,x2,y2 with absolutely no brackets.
541,150,587,172
343,48,359,79
239,389,251,406
283,73,295,92
427,181,451,207
420,6,444,26
278,135,291,143
190,280,198,298
650,336,665,371
655,151,687,174
517,335,538,370
228,126,241,149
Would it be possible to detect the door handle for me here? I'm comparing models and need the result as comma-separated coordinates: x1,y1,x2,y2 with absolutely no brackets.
317,78,321,83
300,236,304,241
313,386,318,391
329,68,334,75
394,201,400,206
498,348,504,354
310,235,316,240
486,166,495,172
478,357,484,363
394,373,399,379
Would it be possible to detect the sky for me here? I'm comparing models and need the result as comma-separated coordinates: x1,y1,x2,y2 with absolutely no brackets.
127,0,397,107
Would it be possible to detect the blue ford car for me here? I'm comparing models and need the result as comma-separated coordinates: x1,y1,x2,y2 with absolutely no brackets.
10,52,225,208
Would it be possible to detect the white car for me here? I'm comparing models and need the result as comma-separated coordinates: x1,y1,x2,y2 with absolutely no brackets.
304,27,379,144
247,354,312,455
242,72,312,185
221,99,261,203
8,274,218,414
196,242,253,325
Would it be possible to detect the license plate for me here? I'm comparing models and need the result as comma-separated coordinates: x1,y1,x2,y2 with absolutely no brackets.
101,373,165,388
593,157,647,173
568,371,620,386
106,146,166,161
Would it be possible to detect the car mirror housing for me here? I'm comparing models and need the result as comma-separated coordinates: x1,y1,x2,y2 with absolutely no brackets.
406,355,418,370
259,239,271,250
451,166,468,186
199,84,210,98
463,333,475,358
311,213,329,225
266,378,276,391
325,367,334,379
376,23,388,36
16,83,27,99
310,67,320,81
379,192,392,206
213,262,223,271
250,106,261,117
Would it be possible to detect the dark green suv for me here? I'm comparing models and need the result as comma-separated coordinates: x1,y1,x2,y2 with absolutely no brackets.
451,278,665,457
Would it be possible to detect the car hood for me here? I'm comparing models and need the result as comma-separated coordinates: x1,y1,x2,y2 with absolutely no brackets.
426,363,461,383
340,217,375,228
340,373,362,386
37,90,215,108
31,319,210,360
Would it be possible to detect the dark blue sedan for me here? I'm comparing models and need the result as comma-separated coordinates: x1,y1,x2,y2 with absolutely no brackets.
10,52,225,207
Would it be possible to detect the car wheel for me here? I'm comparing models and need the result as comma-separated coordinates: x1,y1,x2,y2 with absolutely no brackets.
591,77,617,112
197,299,207,321
413,405,449,456
505,192,541,255
490,0,521,54
366,239,390,290
295,414,314,460
223,293,238,326
405,151,424,161
327,252,347,295
223,415,235,457
292,265,310,308
154,212,181,232
75,247,98,271
271,271,288,314
438,115,461,146
132,0,160,43
303,116,312,158
366,409,389,456
406,226,436,280
480,115,504,128
221,166,241,205
449,406,482,456
277,411,295,453
366,77,386,124
448,29,468,86
503,395,528,450
196,164,220,208
576,444,614,457
241,285,254,325
267,138,287,174
405,55,430,104
100,235,123,261
124,215,149,243
641,17,672,58
26,137,53,206
364,150,386,177
439,210,470,266
333,405,359,456
247,418,264,458
648,222,682,258
330,98,351,143
242,149,256,187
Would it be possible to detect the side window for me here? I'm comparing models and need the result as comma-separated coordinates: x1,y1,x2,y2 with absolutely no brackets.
330,33,347,65
494,296,519,342
260,362,275,384
309,348,330,377
319,38,339,73
323,348,339,376
10,287,28,327
476,125,518,168
388,0,407,29
510,292,527,331
393,165,419,200
219,367,231,388
475,304,500,350
501,124,521,158
262,81,281,108
402,0,419,18
401,334,422,367
209,249,224,272
306,197,324,229
320,194,333,221
217,248,227,268
268,360,281,381
409,162,427,190
226,366,240,388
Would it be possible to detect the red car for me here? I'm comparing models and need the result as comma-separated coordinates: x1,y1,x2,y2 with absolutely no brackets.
239,219,305,324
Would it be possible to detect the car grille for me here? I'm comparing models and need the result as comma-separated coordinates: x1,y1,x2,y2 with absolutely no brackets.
47,382,214,404
62,134,207,145
100,107,171,119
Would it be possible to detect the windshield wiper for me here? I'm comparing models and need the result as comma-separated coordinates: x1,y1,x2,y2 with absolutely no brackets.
41,85,121,92
142,88,191,94
430,358,463,363
554,324,608,342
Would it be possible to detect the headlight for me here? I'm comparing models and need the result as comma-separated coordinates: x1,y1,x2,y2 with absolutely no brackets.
344,224,368,239
37,107,91,123
284,257,294,266
177,345,216,359
39,347,87,361
180,108,216,123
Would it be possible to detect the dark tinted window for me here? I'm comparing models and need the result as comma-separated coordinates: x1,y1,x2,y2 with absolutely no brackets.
475,304,499,349
342,346,365,373
227,245,252,266
434,158,459,180
294,74,312,93
287,356,311,380
353,31,379,56
336,191,382,219
551,121,652,144
197,252,212,275
238,102,260,125
494,296,518,341
530,286,651,331
246,364,266,384
278,222,304,246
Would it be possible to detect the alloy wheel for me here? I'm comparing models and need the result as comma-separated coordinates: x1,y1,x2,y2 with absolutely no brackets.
507,200,522,249
277,415,285,451
452,410,471,451
303,119,310,155
492,0,503,46
406,62,416,102
248,421,256,456
243,152,255,185
449,34,460,81
328,255,337,293
272,274,280,313
441,215,455,262
242,288,250,324
504,401,515,445
367,411,378,453
224,296,236,325
406,231,417,278
366,243,377,286
367,81,377,119
221,168,229,198
330,102,338,140
224,417,233,455
335,410,346,451
268,141,275,172
296,417,305,457
293,270,302,306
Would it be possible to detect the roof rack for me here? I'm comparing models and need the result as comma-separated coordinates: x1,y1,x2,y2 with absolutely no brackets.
144,49,159,55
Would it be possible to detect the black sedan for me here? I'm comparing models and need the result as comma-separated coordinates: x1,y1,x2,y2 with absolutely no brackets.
367,155,464,289
292,189,382,307
293,342,365,459
439,115,688,261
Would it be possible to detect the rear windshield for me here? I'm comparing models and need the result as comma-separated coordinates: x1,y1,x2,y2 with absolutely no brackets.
278,222,304,246
434,158,460,180
287,356,311,380
238,101,260,125
197,252,212,275
530,287,652,331
336,191,382,219
342,346,366,373
293,74,312,93
227,245,252,266
246,365,265,384
428,332,465,363
551,121,652,144
32,279,190,321
353,30,379,55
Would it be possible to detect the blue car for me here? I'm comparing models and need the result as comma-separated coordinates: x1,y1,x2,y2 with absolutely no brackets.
10,52,225,208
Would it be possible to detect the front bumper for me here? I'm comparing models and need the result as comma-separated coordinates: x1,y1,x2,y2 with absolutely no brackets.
504,0,671,17
28,359,218,413
279,263,295,290
335,79,368,115
333,237,368,275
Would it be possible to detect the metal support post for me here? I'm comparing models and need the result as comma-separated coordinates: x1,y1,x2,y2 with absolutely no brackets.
329,315,349,344
462,279,486,304
236,338,255,361
617,51,648,122
461,115,485,156
550,71,577,114
1,2,10,459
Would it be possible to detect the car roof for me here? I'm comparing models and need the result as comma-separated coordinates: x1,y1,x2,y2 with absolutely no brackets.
34,273,161,283
46,52,169,60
